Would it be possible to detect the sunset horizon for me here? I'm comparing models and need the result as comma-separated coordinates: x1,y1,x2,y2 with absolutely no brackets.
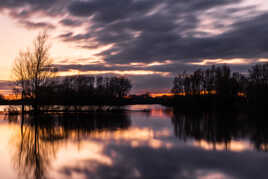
1,0,268,95
2,1,268,179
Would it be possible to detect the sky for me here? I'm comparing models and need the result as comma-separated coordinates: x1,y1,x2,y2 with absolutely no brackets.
1,0,268,94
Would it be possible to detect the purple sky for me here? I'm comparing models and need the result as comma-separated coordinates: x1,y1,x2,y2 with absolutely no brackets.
1,0,268,94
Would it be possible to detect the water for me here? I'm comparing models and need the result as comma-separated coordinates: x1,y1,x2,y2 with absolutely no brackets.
0,105,268,179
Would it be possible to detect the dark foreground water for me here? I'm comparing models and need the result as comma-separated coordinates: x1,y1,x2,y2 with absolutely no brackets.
0,105,268,179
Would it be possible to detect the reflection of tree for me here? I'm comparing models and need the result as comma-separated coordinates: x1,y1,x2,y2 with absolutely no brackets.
248,116,268,152
172,112,268,151
12,119,57,179
11,112,131,179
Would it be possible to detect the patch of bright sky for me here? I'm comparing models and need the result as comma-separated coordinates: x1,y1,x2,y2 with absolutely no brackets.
258,58,268,62
113,60,173,68
190,58,268,66
0,12,111,81
193,0,268,38
241,0,268,11
189,58,254,65
24,13,108,65
0,14,38,80
58,69,171,77
146,2,166,16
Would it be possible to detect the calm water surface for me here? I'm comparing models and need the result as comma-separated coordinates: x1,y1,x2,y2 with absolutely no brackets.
0,105,268,179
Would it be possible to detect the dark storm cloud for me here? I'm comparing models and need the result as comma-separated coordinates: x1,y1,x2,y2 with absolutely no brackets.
64,0,264,64
55,62,251,75
59,18,83,27
1,0,267,92
99,12,268,64
68,0,240,21
0,0,65,17
1,0,266,65
1,0,265,65
58,32,73,39
20,20,55,29
68,0,161,22
0,0,56,9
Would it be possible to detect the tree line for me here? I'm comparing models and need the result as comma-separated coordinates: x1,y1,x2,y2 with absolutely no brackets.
38,75,132,105
171,63,268,111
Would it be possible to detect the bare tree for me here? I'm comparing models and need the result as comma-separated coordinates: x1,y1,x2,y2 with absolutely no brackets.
12,31,56,112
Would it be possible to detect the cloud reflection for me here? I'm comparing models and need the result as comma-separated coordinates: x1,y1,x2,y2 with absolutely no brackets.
4,107,268,179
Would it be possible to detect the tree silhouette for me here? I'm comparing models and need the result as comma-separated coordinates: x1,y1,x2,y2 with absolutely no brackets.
12,118,58,179
172,65,247,97
12,31,57,112
247,63,268,110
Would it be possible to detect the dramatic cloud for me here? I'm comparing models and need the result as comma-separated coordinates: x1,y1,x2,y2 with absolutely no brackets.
55,60,252,74
59,18,83,27
0,0,267,92
20,20,55,29
0,0,64,18
63,0,264,64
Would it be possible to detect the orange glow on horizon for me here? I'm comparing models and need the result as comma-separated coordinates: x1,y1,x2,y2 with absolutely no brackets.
3,94,21,100
150,93,174,98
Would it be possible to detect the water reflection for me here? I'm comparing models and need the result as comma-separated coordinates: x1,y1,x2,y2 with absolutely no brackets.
172,112,268,152
12,119,56,179
2,106,268,179
11,112,130,179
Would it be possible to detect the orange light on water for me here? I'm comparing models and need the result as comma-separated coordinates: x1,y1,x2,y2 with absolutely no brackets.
193,140,253,152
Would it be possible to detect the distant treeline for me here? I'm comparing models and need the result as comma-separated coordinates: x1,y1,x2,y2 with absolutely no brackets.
16,75,132,107
41,75,132,105
171,63,268,111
